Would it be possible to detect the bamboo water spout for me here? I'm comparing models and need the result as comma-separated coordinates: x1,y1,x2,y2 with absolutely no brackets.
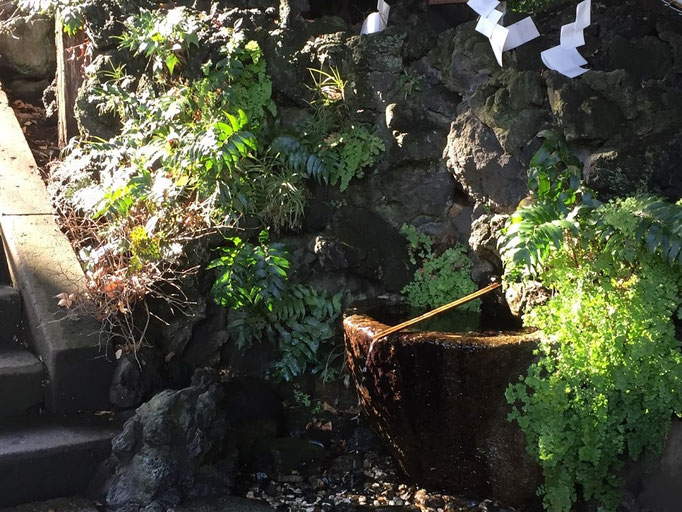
372,282,501,341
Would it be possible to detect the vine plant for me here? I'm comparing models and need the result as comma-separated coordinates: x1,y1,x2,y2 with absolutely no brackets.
499,131,682,511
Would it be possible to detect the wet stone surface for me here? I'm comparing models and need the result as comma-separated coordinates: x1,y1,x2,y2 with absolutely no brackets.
343,312,541,510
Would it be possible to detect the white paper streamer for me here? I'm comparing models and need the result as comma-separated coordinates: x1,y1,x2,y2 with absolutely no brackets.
503,17,541,52
468,0,540,67
475,8,503,38
361,0,391,35
541,0,591,77
468,0,499,17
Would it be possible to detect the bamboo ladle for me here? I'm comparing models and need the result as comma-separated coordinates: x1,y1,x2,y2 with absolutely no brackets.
372,282,502,341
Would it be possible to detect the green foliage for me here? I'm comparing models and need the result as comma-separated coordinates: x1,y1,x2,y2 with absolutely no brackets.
507,0,557,14
15,0,84,35
292,384,324,415
204,37,276,130
400,223,433,265
209,231,342,381
270,135,335,184
400,225,478,312
303,67,385,191
328,125,385,192
398,70,422,100
499,130,599,280
596,196,682,267
245,152,307,233
308,67,347,107
75,8,283,260
52,7,358,378
118,8,200,75
501,134,682,511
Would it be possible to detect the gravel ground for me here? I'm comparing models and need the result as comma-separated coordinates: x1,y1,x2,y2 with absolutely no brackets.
240,414,515,512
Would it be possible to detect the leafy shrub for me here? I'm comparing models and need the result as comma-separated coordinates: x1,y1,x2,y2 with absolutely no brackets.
50,7,373,381
400,223,433,265
500,132,682,511
507,0,558,14
210,231,342,381
298,67,385,191
117,7,200,75
16,0,85,35
52,8,284,349
400,225,479,312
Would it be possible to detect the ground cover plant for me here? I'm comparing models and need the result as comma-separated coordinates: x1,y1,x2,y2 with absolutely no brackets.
400,224,479,313
499,131,682,511
47,5,383,381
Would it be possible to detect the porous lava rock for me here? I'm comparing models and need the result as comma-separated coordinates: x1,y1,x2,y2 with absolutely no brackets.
0,17,55,79
100,369,234,512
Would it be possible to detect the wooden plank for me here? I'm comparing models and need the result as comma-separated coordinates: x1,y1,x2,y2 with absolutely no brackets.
55,17,90,148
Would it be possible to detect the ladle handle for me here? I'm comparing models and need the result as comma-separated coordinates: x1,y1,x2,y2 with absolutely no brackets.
372,282,502,341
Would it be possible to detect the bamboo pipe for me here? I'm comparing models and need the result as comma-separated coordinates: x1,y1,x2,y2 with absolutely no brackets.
372,282,502,341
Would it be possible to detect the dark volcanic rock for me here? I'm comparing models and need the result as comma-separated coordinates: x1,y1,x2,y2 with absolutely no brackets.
343,313,541,509
101,369,234,511
109,349,165,409
0,17,55,79
332,207,412,292
444,111,528,213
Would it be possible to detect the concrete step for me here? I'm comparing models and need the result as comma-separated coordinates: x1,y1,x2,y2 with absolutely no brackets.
0,344,43,417
0,414,120,507
0,88,115,414
0,285,22,346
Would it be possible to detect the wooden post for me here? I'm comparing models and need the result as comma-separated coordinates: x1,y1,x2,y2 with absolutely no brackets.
55,16,90,148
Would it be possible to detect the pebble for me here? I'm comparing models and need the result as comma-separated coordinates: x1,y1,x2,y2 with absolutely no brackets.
238,412,517,512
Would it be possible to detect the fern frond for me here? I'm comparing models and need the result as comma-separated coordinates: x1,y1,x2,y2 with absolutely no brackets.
631,197,682,265
499,203,582,278
271,135,334,183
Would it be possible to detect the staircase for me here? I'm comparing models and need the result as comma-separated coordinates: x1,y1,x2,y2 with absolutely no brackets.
0,89,120,507
0,240,119,507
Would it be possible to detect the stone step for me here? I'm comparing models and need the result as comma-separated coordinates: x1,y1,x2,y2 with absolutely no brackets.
0,285,22,346
0,344,43,417
0,88,115,414
0,414,120,507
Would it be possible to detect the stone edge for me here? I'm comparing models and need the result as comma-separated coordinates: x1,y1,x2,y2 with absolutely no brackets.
0,87,114,413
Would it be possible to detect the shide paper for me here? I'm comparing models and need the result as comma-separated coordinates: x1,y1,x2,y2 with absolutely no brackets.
541,0,591,77
361,0,391,35
468,0,540,67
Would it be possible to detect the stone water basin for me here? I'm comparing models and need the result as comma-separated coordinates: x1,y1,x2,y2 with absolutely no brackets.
343,305,542,510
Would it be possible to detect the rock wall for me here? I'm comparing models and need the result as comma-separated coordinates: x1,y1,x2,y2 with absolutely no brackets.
67,0,682,394
0,9,56,101
66,1,682,509
235,0,682,296
67,0,681,339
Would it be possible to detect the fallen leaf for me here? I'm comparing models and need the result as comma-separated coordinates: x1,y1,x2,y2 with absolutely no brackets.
54,292,74,308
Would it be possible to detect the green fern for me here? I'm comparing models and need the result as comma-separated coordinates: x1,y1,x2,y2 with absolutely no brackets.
270,135,335,183
210,232,341,380
499,203,582,278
